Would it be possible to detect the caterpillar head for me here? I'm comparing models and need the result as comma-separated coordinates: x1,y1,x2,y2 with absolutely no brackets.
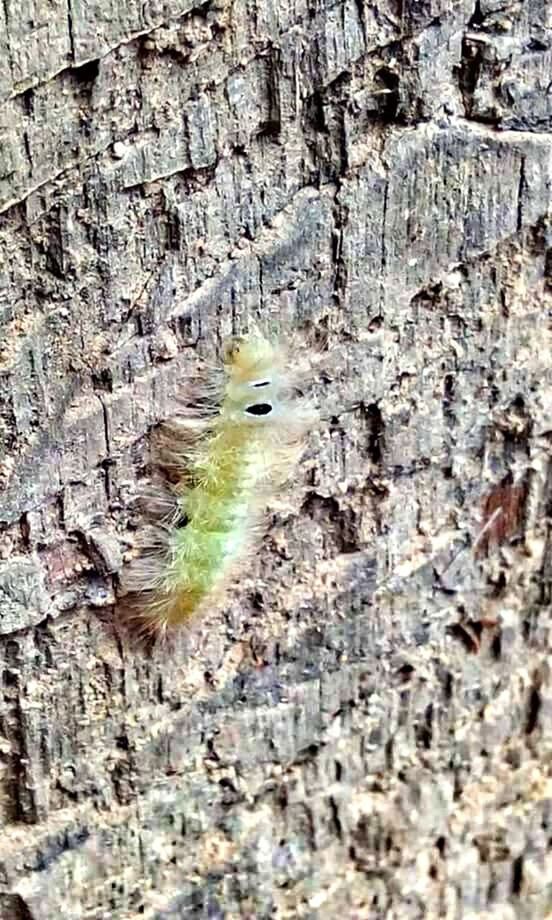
223,334,280,381
222,333,286,423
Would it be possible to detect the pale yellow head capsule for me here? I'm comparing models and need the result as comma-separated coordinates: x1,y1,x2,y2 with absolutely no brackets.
222,333,285,421
223,334,280,382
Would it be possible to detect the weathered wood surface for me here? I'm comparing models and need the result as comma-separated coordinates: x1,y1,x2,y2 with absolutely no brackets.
0,0,551,917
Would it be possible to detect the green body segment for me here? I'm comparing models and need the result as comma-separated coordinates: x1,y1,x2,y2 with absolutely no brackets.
164,419,264,615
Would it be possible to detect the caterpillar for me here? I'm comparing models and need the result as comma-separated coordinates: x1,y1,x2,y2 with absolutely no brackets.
120,327,316,644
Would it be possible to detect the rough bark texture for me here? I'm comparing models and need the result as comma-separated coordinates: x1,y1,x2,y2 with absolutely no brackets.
0,0,551,917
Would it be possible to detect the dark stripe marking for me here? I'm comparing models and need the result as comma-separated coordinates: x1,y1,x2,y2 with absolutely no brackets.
245,403,273,416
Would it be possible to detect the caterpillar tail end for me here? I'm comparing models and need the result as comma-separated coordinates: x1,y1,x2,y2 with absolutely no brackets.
117,587,201,650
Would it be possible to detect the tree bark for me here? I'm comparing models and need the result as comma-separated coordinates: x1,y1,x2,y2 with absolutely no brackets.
0,0,551,917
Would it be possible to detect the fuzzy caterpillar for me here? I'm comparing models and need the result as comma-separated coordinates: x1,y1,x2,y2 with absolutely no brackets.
120,329,316,643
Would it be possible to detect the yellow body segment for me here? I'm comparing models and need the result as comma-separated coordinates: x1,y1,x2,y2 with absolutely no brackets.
164,422,265,624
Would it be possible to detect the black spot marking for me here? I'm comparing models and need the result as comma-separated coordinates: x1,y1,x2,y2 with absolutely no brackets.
250,379,271,388
245,403,273,417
